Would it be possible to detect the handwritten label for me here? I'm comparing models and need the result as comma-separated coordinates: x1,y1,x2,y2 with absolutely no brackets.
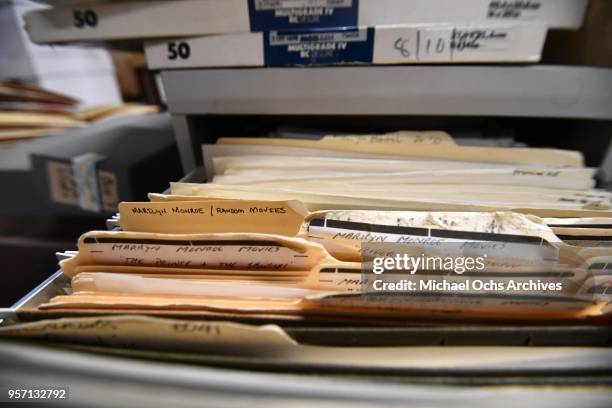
171,322,221,335
488,0,542,19
514,169,561,177
0,316,296,349
451,29,507,50
388,26,513,62
322,132,452,146
307,218,558,265
119,201,306,235
81,237,313,270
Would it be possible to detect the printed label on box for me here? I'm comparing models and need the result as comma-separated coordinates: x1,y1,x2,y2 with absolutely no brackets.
264,27,374,66
72,153,105,212
248,0,358,31
98,170,120,212
47,161,79,206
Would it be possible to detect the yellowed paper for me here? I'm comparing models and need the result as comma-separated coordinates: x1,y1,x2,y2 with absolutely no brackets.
212,165,595,190
0,111,84,128
303,292,604,319
544,217,612,227
217,131,583,167
170,182,612,215
72,272,331,299
60,230,337,278
37,291,606,322
3,317,612,369
552,227,612,238
40,292,305,313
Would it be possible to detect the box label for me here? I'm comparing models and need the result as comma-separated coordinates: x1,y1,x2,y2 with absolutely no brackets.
375,25,530,63
249,0,358,31
72,153,105,212
98,170,120,213
487,0,542,19
264,27,374,66
47,161,79,206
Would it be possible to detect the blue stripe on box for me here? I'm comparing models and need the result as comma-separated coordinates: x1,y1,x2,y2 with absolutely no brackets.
263,27,374,67
248,0,359,31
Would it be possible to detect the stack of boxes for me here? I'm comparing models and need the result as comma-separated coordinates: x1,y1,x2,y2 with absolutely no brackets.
24,0,589,68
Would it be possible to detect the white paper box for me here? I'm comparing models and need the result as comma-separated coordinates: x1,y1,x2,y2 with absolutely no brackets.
24,0,588,44
144,23,548,69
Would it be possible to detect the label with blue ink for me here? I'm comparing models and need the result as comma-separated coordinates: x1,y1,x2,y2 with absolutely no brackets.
264,27,374,66
249,0,359,31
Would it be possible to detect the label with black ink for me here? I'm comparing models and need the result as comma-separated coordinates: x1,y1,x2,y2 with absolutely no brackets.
487,0,542,19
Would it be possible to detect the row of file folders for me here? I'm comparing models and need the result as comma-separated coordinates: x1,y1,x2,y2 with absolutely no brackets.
1,132,608,328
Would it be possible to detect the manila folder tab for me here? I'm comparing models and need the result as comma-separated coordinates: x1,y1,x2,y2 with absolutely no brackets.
60,230,335,277
217,131,453,153
0,315,296,349
217,131,583,167
119,200,308,235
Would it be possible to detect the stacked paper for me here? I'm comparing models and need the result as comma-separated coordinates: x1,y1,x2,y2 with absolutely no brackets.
0,82,160,149
0,82,81,148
